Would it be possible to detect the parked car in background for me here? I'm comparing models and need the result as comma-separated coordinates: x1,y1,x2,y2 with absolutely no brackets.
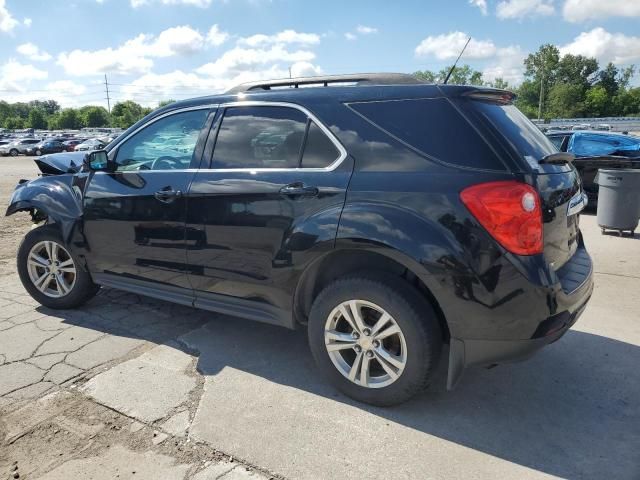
546,130,640,205
0,138,42,156
547,130,640,156
7,74,593,406
74,138,106,151
62,139,84,152
25,140,66,156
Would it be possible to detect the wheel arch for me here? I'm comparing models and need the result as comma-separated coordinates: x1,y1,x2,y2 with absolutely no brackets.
293,247,450,344
5,177,84,244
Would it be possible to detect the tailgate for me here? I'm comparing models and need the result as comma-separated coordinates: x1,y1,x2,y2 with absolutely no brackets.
534,168,584,270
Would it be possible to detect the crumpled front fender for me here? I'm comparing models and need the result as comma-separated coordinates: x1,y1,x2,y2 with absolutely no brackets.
5,174,84,242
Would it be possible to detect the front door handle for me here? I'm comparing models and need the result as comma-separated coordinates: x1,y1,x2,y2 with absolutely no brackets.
279,183,319,197
154,187,182,203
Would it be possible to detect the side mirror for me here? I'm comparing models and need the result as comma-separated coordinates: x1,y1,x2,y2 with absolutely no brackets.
83,150,113,172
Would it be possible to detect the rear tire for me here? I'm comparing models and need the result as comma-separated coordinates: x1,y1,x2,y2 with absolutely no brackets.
35,149,42,156
308,274,442,406
9,149,18,156
17,224,99,309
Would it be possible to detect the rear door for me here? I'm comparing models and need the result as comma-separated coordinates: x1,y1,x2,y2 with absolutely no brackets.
82,106,214,294
185,103,352,325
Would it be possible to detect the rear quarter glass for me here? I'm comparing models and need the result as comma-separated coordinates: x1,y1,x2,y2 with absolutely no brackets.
348,97,506,171
459,99,571,174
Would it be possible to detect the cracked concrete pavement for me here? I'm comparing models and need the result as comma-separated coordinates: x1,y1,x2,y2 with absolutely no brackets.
1,157,639,480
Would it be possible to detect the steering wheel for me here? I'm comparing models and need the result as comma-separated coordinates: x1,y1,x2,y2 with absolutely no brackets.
150,155,182,170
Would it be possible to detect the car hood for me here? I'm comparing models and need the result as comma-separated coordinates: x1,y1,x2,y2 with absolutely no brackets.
34,151,86,175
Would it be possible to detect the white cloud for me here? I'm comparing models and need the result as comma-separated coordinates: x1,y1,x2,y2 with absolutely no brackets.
562,0,640,23
482,46,527,84
0,0,18,33
131,0,212,7
356,25,378,35
23,17,31,27
196,45,316,77
57,25,207,76
16,43,52,62
415,32,499,60
207,24,228,46
414,31,526,85
469,0,488,15
118,59,323,106
238,30,320,47
496,0,554,19
560,28,640,65
0,60,48,93
344,25,378,41
151,25,205,56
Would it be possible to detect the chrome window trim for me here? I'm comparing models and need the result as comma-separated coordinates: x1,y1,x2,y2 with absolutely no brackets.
204,101,348,173
106,104,219,157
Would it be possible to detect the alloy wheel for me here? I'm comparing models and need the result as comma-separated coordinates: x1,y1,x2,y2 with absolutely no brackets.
324,299,407,388
26,240,77,298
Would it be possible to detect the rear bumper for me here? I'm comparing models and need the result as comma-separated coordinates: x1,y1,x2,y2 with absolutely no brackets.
447,246,594,389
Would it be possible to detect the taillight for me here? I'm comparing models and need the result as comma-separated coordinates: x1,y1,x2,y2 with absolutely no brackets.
460,181,543,255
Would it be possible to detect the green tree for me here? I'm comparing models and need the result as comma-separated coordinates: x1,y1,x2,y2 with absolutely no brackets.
413,70,438,82
28,100,60,116
27,108,48,129
547,83,585,118
413,65,483,85
111,100,145,128
57,108,81,129
79,106,110,127
3,117,25,129
584,86,609,117
489,78,510,90
158,99,175,108
555,54,598,90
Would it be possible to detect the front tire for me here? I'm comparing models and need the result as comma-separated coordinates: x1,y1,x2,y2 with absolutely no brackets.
9,149,18,156
17,225,99,309
35,149,42,156
308,275,442,406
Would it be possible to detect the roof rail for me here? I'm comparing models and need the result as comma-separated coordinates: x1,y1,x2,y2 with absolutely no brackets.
225,73,425,94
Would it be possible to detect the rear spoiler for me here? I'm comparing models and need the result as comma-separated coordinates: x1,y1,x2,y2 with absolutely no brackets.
463,89,516,104
539,152,575,165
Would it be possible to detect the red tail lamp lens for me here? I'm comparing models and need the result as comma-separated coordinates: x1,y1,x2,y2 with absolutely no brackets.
460,181,543,255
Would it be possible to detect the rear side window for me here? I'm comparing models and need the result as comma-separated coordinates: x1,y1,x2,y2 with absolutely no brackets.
301,121,340,168
349,98,504,170
213,106,307,169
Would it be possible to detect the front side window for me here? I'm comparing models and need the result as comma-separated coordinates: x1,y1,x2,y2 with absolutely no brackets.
114,109,209,171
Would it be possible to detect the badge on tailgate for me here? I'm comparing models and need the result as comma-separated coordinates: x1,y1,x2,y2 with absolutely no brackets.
567,191,588,217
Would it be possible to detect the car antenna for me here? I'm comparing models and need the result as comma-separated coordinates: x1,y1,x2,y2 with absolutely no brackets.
443,36,471,85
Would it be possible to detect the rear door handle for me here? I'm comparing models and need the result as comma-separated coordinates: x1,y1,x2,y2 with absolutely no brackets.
279,183,319,197
154,187,182,203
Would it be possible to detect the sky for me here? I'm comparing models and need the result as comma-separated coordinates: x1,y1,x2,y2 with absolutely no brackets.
1,0,640,108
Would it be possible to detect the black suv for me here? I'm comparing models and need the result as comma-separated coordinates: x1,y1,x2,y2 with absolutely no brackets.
7,74,593,406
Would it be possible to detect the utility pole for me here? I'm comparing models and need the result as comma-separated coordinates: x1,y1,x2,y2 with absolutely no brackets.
537,63,544,121
288,66,292,79
104,74,111,114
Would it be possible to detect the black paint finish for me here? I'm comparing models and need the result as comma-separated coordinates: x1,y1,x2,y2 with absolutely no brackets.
5,82,593,388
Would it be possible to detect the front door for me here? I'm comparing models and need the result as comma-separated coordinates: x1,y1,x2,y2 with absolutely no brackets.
185,104,352,326
83,107,213,293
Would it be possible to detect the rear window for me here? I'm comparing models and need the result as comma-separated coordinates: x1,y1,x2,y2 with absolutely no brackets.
468,101,557,164
349,97,504,170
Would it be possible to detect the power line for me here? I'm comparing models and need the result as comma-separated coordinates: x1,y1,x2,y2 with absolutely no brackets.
104,74,111,114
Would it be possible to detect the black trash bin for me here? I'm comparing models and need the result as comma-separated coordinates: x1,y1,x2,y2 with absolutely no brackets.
595,169,640,236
